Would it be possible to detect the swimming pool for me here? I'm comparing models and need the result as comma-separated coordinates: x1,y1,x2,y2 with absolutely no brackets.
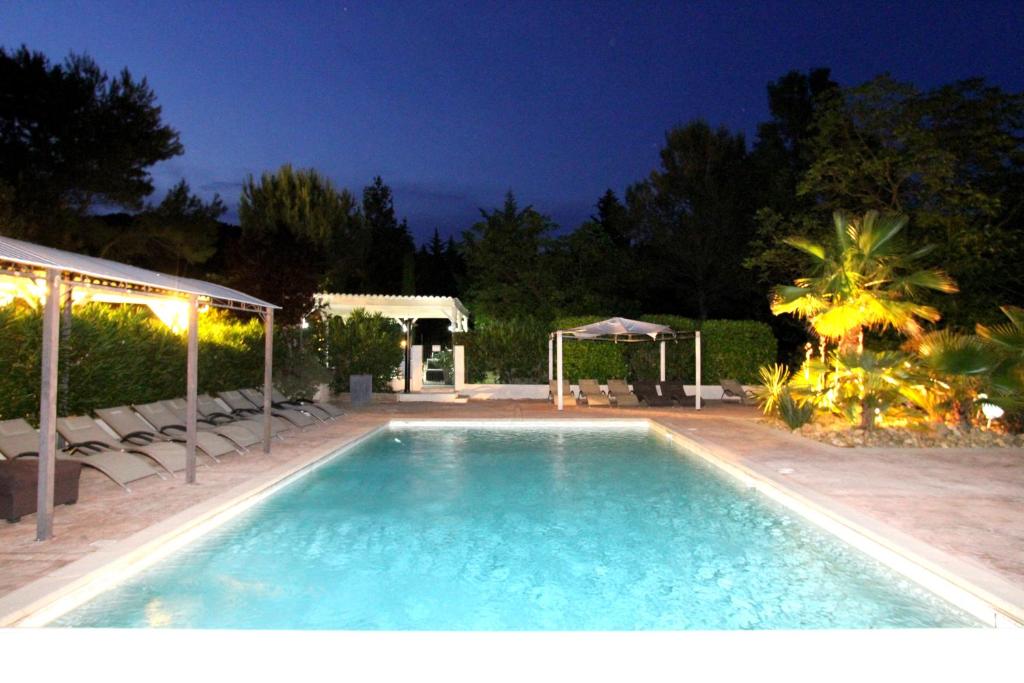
53,422,979,629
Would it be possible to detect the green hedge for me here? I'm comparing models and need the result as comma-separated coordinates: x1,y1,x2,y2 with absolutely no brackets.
625,316,777,384
0,302,271,423
456,314,776,385
453,317,549,383
553,316,628,383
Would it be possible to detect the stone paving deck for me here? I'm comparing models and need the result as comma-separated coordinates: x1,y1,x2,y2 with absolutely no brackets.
1,398,1021,622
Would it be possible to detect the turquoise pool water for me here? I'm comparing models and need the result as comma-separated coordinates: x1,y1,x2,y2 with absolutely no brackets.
54,423,978,629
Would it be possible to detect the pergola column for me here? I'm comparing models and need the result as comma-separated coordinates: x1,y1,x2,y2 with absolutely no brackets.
36,268,61,541
185,295,199,483
262,307,274,453
556,331,564,411
401,318,414,394
660,340,666,382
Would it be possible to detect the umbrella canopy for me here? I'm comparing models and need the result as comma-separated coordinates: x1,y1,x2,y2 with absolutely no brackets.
559,317,679,342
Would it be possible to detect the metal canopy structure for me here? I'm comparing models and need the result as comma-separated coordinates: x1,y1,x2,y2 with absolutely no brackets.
0,235,279,541
548,317,702,411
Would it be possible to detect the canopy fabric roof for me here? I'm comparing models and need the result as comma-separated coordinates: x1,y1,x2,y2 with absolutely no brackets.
316,293,469,331
0,235,278,311
557,316,684,342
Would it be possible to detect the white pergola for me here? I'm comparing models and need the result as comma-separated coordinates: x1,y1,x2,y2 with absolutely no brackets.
0,236,279,541
549,317,702,410
315,293,470,393
315,293,469,332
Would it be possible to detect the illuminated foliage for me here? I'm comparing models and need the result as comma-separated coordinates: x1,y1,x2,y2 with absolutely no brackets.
771,210,956,354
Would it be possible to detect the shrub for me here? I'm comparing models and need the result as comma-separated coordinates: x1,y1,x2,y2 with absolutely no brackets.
778,390,814,429
454,317,549,383
273,324,331,399
754,363,791,416
560,315,776,384
455,314,777,386
0,302,316,423
324,309,403,392
553,316,628,383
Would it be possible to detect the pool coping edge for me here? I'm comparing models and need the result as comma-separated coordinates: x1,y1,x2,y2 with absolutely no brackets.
647,419,1024,628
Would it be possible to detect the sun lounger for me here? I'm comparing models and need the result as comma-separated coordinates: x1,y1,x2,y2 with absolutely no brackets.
548,380,577,406
271,387,343,420
139,400,260,449
187,394,290,436
130,402,244,457
632,380,673,407
1,418,161,490
720,378,756,405
219,389,315,429
577,379,611,407
239,388,323,425
660,381,696,407
606,379,641,407
96,406,222,465
57,415,189,475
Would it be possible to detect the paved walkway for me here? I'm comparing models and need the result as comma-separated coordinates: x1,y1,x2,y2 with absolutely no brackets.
1,399,1021,619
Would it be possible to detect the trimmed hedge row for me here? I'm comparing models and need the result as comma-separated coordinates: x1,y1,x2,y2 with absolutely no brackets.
0,302,269,424
458,315,777,385
453,317,549,383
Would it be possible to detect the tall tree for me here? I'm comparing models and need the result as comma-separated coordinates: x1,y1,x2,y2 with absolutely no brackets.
91,180,225,275
628,121,757,320
550,190,640,316
0,46,182,247
231,165,360,322
360,176,416,294
415,228,460,296
756,75,1024,328
745,69,840,361
462,192,557,321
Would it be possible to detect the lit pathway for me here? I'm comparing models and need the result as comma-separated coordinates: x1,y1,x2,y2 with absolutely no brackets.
1,398,1021,619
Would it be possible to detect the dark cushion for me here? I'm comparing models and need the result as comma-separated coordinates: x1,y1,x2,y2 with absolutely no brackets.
0,459,82,523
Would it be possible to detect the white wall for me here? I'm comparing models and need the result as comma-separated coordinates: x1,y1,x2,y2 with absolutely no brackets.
453,345,466,391
410,345,424,392
458,383,740,400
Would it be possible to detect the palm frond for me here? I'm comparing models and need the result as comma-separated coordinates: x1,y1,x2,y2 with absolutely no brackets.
859,211,907,259
783,236,826,261
976,321,1024,353
914,331,992,375
893,269,959,294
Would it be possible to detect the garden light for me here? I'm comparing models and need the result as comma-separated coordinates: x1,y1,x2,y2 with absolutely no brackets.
977,394,1005,428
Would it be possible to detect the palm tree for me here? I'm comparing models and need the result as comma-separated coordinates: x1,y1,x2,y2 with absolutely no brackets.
903,330,992,428
977,306,1024,411
771,210,958,355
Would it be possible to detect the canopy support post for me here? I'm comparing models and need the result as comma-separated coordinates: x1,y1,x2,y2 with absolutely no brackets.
556,331,564,411
660,340,666,382
695,330,702,411
402,318,413,394
36,268,61,542
185,295,199,484
58,286,73,417
263,307,274,453
548,335,553,382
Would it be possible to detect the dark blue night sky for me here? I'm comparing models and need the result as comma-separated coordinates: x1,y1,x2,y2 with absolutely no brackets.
3,1,1022,241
